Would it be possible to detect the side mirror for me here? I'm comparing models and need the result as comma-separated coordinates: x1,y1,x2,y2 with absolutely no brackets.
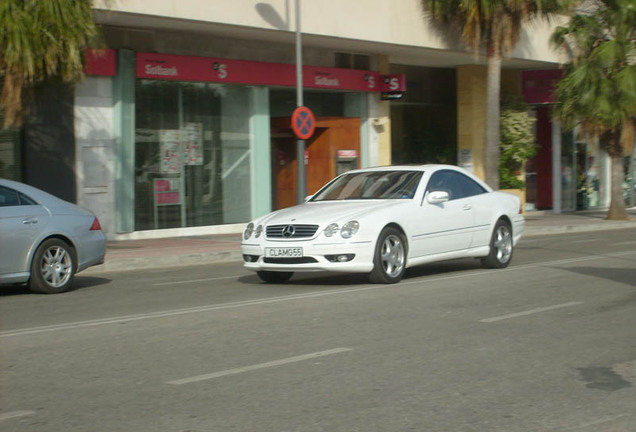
427,191,449,204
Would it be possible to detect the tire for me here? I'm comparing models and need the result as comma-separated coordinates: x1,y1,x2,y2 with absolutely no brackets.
29,238,76,294
369,227,407,284
257,271,294,284
481,219,513,269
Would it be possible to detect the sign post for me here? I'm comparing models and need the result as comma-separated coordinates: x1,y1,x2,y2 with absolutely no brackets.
295,0,306,204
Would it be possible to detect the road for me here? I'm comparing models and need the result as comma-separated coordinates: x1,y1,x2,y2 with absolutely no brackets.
1,229,635,432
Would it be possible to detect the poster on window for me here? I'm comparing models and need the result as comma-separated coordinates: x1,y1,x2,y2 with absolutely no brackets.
159,129,181,174
183,122,203,166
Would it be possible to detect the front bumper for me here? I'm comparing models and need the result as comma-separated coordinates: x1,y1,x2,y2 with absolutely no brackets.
241,239,375,273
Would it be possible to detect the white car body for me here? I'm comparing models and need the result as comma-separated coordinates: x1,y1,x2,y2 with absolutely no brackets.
241,165,524,283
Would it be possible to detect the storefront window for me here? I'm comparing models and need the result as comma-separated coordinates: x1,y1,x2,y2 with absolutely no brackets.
134,80,252,230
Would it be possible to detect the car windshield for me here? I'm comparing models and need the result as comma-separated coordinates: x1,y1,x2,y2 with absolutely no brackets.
311,170,423,201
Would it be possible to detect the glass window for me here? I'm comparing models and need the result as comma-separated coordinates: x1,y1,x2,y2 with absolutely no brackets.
312,171,422,201
0,186,35,207
427,170,486,200
134,80,252,230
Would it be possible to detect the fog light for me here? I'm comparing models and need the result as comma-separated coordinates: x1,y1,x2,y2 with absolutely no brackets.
325,254,355,263
243,254,260,263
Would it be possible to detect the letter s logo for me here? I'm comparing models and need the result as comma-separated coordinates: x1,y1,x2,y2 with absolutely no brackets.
218,64,227,79
367,75,375,89
389,78,399,91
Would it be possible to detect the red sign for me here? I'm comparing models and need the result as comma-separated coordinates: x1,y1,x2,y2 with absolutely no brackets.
291,106,316,140
136,52,380,92
84,49,116,76
380,74,406,92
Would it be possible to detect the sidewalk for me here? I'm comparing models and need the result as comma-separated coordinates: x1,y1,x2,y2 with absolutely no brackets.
85,209,636,274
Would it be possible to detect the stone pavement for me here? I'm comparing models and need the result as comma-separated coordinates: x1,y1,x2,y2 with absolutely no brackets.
85,209,636,274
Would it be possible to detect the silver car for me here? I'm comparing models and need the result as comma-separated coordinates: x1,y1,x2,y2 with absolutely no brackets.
0,179,106,294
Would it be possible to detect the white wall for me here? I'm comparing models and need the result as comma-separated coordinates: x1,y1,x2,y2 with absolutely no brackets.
74,76,116,234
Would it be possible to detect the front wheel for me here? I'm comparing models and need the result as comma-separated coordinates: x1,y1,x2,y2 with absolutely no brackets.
29,239,76,294
257,271,294,284
481,220,513,269
369,227,407,284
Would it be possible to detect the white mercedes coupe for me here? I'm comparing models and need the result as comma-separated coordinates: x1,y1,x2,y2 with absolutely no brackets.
241,165,524,284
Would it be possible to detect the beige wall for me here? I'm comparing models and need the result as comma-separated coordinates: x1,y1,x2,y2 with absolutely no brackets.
94,0,566,65
457,65,487,180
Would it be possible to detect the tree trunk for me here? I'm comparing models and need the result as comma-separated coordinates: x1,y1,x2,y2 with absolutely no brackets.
607,155,628,220
485,51,501,190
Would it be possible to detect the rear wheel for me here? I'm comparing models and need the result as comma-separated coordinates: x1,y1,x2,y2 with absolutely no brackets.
257,271,294,283
29,239,76,294
481,219,513,268
369,227,406,284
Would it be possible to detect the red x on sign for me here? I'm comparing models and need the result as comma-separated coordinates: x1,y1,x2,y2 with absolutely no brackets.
291,106,316,140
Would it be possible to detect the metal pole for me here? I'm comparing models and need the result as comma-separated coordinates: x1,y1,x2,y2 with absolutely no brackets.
295,0,306,204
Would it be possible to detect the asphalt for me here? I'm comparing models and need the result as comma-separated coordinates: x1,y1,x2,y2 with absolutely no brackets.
84,209,636,274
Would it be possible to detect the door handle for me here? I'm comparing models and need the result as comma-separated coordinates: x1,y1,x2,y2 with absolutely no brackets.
463,204,472,211
22,217,38,225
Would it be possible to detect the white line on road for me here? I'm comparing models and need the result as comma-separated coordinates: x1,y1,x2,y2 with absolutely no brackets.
614,241,636,246
0,411,35,421
571,238,601,243
480,301,583,323
2,250,634,339
153,275,239,286
167,348,352,385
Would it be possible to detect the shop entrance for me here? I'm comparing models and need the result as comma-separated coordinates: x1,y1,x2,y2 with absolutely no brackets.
271,117,360,210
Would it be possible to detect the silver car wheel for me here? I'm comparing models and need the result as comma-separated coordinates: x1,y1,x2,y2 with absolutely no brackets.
493,224,512,264
380,234,405,278
40,245,73,288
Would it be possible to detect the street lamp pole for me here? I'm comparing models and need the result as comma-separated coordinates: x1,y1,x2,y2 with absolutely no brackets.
295,0,306,204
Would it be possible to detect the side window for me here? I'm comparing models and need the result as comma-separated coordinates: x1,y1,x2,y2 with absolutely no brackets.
0,186,20,207
426,170,486,201
455,173,487,198
0,186,37,207
426,171,460,200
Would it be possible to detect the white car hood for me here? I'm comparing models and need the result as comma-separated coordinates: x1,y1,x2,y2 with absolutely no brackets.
259,200,409,226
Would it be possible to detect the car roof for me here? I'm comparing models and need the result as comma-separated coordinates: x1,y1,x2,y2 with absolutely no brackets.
343,164,460,174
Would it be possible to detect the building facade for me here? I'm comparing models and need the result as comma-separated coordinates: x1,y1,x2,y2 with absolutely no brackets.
2,0,630,239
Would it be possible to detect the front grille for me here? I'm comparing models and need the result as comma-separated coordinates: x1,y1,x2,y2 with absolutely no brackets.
264,257,319,264
266,224,319,239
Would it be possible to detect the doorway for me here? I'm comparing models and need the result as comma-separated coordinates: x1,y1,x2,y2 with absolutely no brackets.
270,117,361,210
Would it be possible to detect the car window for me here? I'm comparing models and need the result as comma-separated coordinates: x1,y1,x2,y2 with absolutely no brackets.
426,170,486,200
0,186,37,207
312,171,423,201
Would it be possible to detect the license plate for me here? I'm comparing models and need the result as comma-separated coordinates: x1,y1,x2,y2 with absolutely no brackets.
265,247,303,258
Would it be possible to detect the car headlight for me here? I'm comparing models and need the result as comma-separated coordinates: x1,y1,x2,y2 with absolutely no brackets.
324,223,339,237
243,222,254,240
255,224,263,238
341,221,359,239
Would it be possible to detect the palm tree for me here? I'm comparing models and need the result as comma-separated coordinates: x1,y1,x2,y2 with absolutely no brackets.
0,0,101,128
421,0,573,189
552,0,635,220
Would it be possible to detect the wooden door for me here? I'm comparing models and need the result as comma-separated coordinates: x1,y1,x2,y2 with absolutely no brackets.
271,117,361,210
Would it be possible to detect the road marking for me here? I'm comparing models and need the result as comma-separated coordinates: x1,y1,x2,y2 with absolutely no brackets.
2,250,634,339
480,301,582,323
614,241,636,246
565,414,631,430
152,275,239,286
571,238,601,243
0,411,35,421
167,348,352,385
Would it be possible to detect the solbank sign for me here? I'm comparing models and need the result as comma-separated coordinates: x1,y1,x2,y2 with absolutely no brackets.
136,52,381,92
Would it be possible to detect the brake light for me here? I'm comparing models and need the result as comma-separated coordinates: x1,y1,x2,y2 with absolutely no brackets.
90,217,102,231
